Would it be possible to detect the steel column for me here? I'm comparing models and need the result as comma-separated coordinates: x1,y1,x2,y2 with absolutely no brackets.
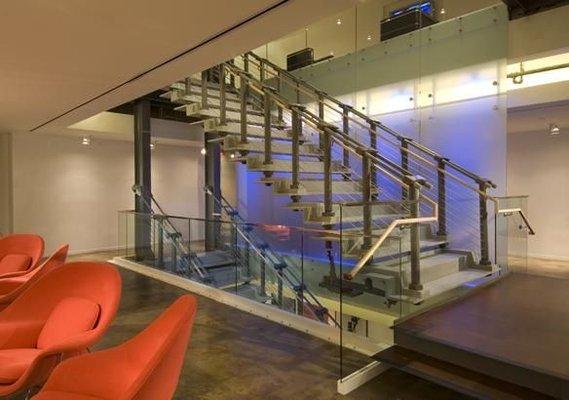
277,72,283,122
260,60,265,82
133,99,152,261
362,151,372,251
154,215,164,268
290,105,303,198
401,138,409,199
263,87,274,167
260,255,267,297
318,92,325,150
408,180,423,291
185,77,192,96
342,105,351,174
479,183,492,265
322,127,334,217
201,70,208,109
436,158,448,237
219,64,227,125
239,73,249,144
369,121,378,197
204,131,221,251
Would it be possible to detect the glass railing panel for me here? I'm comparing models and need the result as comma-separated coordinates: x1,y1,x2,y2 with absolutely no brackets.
495,196,530,275
336,202,406,382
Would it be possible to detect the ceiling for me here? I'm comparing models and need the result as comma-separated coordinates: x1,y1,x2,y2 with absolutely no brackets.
0,0,355,134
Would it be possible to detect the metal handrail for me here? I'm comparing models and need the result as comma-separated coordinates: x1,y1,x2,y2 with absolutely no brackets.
245,51,496,189
497,208,536,235
223,62,424,192
344,195,439,280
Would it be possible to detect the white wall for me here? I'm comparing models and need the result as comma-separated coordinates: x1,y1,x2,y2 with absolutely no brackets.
11,133,205,254
0,133,13,235
507,130,569,260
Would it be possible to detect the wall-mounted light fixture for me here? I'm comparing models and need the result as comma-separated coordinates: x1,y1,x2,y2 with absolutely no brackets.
336,18,342,25
200,147,207,156
440,7,446,15
150,141,156,150
81,136,91,146
367,34,372,41
230,153,236,159
549,123,560,136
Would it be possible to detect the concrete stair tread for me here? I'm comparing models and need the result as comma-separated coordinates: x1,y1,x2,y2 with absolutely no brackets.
271,179,363,196
182,106,270,125
420,268,493,298
224,138,321,157
212,123,295,141
246,156,346,174
345,239,447,260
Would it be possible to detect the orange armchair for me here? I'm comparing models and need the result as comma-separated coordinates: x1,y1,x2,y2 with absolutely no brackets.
0,262,122,397
0,234,45,278
0,244,69,311
33,295,198,400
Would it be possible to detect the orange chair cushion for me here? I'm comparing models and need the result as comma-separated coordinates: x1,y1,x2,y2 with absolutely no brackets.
37,298,100,350
0,254,32,274
0,348,42,384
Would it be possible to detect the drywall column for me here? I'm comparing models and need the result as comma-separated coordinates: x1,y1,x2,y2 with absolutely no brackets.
204,132,221,251
134,99,153,261
0,133,13,235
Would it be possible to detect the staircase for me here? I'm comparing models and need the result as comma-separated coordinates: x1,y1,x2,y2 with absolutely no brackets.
156,52,501,308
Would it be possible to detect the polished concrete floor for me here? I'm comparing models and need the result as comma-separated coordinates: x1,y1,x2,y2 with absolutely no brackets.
63,251,467,400
7,251,566,399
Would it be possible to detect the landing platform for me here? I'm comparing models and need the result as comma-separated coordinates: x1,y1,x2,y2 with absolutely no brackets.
387,273,569,398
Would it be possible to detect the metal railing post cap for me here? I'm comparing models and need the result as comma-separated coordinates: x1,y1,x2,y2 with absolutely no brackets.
261,84,277,93
290,103,306,111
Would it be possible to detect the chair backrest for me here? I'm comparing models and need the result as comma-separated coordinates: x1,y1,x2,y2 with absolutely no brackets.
0,244,69,310
0,234,45,271
0,262,122,349
127,295,197,400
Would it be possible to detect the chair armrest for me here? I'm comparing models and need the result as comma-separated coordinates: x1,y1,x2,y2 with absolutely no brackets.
0,320,43,349
39,346,141,399
0,279,24,295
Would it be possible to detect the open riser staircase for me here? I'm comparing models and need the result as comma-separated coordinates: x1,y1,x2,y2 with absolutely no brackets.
150,51,504,315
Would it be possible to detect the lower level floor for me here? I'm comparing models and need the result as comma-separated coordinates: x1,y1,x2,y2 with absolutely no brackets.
64,251,468,400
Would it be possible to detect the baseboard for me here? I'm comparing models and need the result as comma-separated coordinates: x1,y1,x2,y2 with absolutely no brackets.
527,253,569,262
337,361,389,395
68,245,120,256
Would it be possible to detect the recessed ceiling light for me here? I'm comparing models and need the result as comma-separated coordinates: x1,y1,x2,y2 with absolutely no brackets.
81,136,91,146
336,18,342,25
549,124,560,136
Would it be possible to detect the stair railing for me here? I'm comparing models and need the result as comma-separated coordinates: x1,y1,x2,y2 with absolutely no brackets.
204,186,337,324
132,185,208,280
221,61,439,290
243,52,498,266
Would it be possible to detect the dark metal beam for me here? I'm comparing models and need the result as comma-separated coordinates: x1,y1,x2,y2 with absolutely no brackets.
134,98,153,261
204,131,221,251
